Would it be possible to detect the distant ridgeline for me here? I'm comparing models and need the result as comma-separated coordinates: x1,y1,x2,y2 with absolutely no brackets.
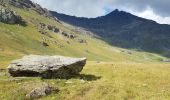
51,10,170,57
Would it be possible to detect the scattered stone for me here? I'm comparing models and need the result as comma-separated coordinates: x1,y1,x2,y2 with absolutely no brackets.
77,39,87,44
70,34,75,39
80,79,85,83
127,51,133,55
96,61,100,63
26,84,59,99
62,31,75,39
39,22,46,30
47,25,60,33
8,55,86,78
38,23,60,33
66,41,70,44
39,30,47,34
62,31,69,38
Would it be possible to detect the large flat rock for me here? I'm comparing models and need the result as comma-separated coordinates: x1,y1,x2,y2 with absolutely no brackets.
8,55,86,78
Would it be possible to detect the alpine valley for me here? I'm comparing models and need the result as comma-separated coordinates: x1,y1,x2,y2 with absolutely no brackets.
0,0,170,100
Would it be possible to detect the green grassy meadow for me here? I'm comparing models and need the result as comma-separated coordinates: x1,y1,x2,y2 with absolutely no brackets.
0,62,170,100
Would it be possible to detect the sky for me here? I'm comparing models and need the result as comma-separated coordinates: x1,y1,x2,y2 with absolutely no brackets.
31,0,170,24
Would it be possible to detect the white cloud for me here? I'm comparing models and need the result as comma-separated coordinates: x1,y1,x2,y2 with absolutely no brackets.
32,0,107,18
134,8,170,24
31,0,170,24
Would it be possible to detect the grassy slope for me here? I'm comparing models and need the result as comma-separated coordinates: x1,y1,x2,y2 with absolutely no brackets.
0,5,170,100
0,6,167,68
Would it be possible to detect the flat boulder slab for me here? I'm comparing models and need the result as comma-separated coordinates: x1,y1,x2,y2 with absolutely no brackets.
8,55,86,78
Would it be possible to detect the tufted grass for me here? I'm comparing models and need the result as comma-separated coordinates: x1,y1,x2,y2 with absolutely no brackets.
0,62,170,100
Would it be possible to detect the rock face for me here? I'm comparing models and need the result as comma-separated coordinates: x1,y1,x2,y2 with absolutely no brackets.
9,0,56,20
0,8,22,24
8,55,86,78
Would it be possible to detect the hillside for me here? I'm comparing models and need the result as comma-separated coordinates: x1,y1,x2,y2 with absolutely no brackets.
51,9,170,58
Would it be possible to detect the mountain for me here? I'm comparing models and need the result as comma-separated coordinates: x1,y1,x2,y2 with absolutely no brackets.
51,9,170,57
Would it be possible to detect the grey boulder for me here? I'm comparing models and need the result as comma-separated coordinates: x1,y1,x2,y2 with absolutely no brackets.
8,55,86,78
0,8,22,24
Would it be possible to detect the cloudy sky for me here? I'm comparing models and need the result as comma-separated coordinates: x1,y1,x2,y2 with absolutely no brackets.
31,0,170,24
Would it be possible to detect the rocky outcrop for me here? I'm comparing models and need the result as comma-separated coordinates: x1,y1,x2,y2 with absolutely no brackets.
9,0,56,20
62,31,75,39
47,25,60,33
26,84,59,99
41,41,49,47
0,8,22,24
38,23,60,33
0,0,7,7
77,39,87,44
8,55,86,78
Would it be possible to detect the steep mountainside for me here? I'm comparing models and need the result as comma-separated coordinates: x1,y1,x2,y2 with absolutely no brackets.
51,10,170,57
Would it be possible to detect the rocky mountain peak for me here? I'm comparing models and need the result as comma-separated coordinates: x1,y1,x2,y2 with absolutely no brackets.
51,9,170,57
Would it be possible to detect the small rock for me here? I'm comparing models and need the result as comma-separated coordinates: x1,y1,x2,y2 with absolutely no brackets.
39,23,46,29
41,41,49,47
62,31,75,39
127,51,133,55
80,79,85,83
77,39,87,44
26,84,59,99
47,25,60,33
39,30,47,34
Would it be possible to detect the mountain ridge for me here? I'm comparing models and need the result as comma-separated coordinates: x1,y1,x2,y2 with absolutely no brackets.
51,9,170,57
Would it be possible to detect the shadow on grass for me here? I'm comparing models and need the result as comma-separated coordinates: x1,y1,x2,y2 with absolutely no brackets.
71,74,102,81
40,73,102,81
19,20,27,27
